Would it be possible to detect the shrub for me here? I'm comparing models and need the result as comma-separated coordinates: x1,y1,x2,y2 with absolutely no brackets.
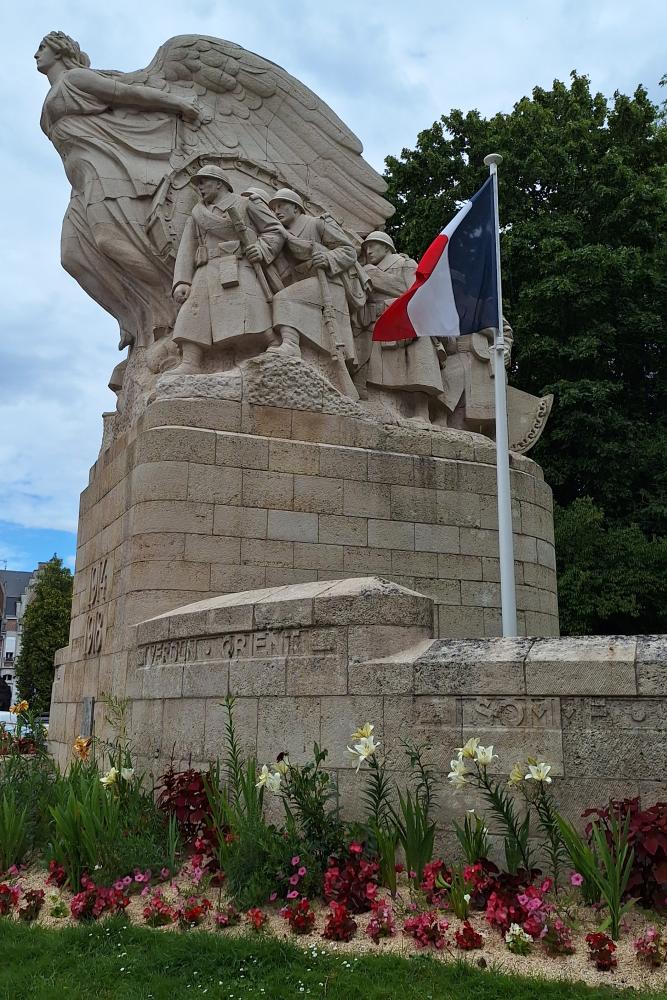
585,798,667,910
176,897,212,929
365,899,396,943
70,874,130,921
0,883,20,915
541,916,576,956
323,842,379,913
157,764,213,846
280,897,316,934
505,922,533,955
142,893,177,927
586,931,617,971
0,788,29,872
403,911,449,950
634,926,667,967
18,888,45,922
214,904,241,929
322,901,357,941
246,907,268,931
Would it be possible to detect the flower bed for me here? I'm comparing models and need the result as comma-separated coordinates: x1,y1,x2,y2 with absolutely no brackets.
1,699,667,990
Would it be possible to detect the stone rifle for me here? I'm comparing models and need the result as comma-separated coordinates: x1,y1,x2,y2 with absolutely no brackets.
285,231,359,400
226,202,274,303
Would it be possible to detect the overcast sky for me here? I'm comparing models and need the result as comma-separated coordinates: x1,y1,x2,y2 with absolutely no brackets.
1,0,665,572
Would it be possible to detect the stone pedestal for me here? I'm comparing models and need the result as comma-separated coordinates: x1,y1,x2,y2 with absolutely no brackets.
49,354,558,762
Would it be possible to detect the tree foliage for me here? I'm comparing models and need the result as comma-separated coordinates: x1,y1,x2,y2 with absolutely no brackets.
384,73,667,633
15,556,72,715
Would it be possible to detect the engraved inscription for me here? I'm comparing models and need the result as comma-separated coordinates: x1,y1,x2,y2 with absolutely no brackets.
139,628,303,667
462,697,559,729
85,556,112,657
561,697,667,729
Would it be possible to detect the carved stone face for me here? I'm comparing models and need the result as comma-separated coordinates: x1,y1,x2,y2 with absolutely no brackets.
271,200,301,227
195,178,224,204
364,241,390,266
34,38,58,74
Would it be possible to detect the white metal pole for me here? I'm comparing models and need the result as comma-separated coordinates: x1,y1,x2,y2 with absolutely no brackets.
483,153,518,636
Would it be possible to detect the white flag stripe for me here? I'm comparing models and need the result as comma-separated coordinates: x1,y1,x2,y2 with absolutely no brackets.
405,198,474,338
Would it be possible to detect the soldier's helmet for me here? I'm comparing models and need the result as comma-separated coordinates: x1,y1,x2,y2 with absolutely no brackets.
361,230,396,252
268,188,305,212
191,165,233,190
241,186,271,205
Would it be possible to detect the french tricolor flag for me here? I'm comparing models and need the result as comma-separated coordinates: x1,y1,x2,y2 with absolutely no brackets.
373,177,499,342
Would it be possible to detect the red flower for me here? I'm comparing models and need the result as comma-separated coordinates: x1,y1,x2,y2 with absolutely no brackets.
246,907,268,931
455,920,484,950
323,901,357,941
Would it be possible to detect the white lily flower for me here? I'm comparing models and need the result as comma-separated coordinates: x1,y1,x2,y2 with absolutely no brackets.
475,744,498,766
347,734,379,772
255,763,272,788
525,762,552,783
463,893,471,904
448,772,467,790
100,766,119,788
455,737,480,760
120,767,134,781
350,723,374,740
265,770,282,794
274,757,290,775
449,758,466,778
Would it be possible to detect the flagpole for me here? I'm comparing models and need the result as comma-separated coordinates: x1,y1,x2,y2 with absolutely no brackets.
483,153,518,636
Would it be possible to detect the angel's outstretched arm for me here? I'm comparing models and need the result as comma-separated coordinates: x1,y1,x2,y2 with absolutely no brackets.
67,67,200,121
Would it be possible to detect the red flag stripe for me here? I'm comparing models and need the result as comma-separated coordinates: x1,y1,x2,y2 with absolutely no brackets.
373,234,449,342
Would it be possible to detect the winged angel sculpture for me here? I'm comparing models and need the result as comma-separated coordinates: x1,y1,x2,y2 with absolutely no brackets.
36,31,392,357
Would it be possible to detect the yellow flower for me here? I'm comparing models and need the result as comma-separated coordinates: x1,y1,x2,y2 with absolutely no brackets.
455,737,480,760
274,758,290,775
507,763,524,786
72,736,92,761
350,723,374,741
347,734,380,772
10,700,29,714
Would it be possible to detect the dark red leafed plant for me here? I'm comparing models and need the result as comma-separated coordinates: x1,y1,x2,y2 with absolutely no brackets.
46,860,67,887
420,860,451,906
365,899,396,943
322,901,357,941
584,798,667,910
323,842,379,913
18,889,45,922
280,897,316,935
455,920,484,950
403,911,449,950
156,764,214,845
586,932,617,971
0,883,20,915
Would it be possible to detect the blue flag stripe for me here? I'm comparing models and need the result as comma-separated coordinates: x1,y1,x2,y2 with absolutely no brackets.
448,177,499,335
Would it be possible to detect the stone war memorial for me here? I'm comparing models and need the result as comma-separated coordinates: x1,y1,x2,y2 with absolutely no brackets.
40,30,665,848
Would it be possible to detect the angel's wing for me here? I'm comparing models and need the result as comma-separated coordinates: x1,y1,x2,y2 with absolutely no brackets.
118,35,393,236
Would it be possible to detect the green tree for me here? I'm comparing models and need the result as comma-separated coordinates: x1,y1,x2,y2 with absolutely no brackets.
15,555,73,715
384,73,667,633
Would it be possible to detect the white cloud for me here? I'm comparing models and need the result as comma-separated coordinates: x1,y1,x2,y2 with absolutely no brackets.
2,0,666,538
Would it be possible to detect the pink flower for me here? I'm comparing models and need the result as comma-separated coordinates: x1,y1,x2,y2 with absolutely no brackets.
140,886,150,897
289,874,300,886
286,890,299,900
269,892,278,902
291,856,300,866
408,870,417,879
160,868,170,880
122,876,132,887
114,880,125,891
134,873,146,883
298,866,307,877
570,872,584,887
348,842,363,855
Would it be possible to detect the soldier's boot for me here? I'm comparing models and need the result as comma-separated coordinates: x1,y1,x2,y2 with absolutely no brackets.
266,326,301,359
171,342,205,375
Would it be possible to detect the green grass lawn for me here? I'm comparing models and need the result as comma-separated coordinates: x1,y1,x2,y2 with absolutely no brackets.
1,918,646,1000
